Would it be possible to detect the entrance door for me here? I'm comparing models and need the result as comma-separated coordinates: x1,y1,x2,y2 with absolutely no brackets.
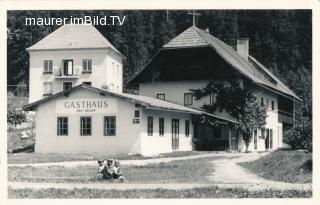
172,119,179,150
265,129,270,149
230,128,238,151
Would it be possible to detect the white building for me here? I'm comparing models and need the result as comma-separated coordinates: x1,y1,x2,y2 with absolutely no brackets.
24,24,300,155
128,26,301,152
27,24,124,103
24,24,236,156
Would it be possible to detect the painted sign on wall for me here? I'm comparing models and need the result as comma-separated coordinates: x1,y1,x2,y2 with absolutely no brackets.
56,98,117,114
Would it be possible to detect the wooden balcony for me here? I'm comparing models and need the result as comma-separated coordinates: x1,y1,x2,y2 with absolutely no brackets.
278,110,294,124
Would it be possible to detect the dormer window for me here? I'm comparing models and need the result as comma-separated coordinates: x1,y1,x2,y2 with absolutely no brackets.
82,59,92,73
43,60,53,74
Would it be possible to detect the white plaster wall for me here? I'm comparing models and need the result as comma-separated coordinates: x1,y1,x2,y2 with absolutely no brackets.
35,88,141,154
139,80,283,152
29,49,123,103
139,81,210,109
139,109,193,156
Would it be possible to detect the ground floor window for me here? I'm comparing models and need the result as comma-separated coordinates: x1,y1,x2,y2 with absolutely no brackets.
63,82,72,91
159,117,164,136
147,116,153,136
80,116,91,136
104,116,116,136
185,120,190,137
57,117,68,135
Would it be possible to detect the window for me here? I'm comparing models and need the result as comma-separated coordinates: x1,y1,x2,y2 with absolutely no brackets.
270,129,273,149
44,60,53,73
159,118,164,136
261,97,264,106
82,59,92,73
80,117,91,136
271,101,275,110
134,110,140,118
147,116,153,136
57,117,68,135
104,116,116,136
83,82,92,86
185,120,190,137
63,82,72,91
184,93,193,106
267,99,269,109
157,93,165,101
62,60,73,76
43,82,53,96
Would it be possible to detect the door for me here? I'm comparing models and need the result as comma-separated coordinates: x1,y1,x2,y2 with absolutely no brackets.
254,129,258,150
172,119,179,150
265,129,270,149
230,128,238,151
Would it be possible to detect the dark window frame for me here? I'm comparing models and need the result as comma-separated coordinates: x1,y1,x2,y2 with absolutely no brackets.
271,100,275,110
57,117,68,136
82,82,92,86
43,60,53,73
63,82,72,91
184,93,193,106
82,59,92,73
147,116,153,136
134,110,140,118
62,59,74,76
104,116,116,136
80,116,92,136
157,93,165,101
185,120,190,137
159,117,164,136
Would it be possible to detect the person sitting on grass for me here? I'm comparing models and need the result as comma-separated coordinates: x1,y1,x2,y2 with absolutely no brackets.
103,158,114,180
97,159,105,180
112,160,125,182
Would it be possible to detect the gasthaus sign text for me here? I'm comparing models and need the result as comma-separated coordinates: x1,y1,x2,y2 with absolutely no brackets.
56,98,117,114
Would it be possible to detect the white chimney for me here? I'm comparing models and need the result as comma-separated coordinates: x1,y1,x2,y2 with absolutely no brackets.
237,38,249,61
205,28,210,33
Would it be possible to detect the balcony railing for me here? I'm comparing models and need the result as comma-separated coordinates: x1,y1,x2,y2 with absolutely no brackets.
278,110,294,124
54,68,80,79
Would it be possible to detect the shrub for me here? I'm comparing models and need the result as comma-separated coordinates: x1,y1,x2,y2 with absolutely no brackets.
284,117,312,152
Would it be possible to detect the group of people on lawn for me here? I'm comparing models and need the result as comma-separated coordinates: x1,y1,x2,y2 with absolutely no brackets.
97,158,125,182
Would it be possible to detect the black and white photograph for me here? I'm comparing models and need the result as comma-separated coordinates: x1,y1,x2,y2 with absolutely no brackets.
5,6,314,199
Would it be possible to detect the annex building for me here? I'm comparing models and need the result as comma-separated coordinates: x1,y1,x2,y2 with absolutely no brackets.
23,24,300,156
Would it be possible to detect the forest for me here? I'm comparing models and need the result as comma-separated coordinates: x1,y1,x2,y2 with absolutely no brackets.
7,10,312,120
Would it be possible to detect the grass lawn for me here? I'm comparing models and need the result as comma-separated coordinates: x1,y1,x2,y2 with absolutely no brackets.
9,156,220,184
8,151,210,164
238,149,312,183
8,186,312,198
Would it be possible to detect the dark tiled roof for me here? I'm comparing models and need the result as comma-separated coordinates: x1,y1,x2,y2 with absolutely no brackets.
23,84,238,124
27,24,123,57
132,26,300,101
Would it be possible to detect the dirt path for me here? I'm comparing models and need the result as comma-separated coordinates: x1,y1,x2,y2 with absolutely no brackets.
8,181,311,192
209,152,270,184
8,152,238,167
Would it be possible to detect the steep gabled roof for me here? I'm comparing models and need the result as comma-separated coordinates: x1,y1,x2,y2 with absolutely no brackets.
27,24,123,57
130,26,300,101
23,84,238,124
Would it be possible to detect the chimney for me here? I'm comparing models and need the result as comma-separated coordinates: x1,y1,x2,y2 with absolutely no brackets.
205,28,210,33
237,38,249,61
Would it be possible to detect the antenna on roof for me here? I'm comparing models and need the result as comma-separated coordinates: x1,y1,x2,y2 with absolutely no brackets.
187,10,201,26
